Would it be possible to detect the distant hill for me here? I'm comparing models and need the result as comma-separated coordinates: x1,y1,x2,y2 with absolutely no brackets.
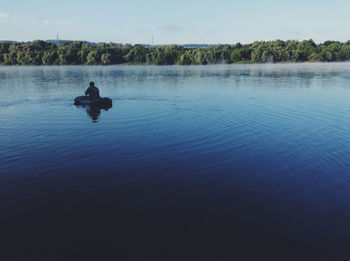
45,40,74,45
0,40,19,44
0,40,219,48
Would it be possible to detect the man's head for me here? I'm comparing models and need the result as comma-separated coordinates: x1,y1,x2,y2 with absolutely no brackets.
89,81,95,87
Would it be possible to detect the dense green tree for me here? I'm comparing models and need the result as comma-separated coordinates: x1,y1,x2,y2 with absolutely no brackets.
177,50,193,65
295,40,316,61
42,50,59,65
2,39,350,65
230,48,248,63
124,45,146,63
57,41,84,64
86,50,101,65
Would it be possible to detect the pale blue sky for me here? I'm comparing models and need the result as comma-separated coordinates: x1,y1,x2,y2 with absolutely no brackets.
0,0,349,44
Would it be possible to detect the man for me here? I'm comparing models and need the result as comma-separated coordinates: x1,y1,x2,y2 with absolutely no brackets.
85,81,101,100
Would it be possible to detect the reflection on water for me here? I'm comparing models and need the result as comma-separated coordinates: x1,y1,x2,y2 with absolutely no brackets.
74,100,113,122
82,104,112,122
1,64,350,260
85,104,101,122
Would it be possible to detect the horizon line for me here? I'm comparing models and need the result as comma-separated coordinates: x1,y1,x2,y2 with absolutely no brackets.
1,38,350,46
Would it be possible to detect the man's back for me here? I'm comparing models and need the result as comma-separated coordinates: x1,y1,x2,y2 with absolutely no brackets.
85,85,100,99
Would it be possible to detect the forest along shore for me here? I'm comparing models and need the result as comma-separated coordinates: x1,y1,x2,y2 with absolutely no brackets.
0,39,349,65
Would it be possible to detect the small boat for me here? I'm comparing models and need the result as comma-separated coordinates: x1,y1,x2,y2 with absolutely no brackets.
74,96,112,108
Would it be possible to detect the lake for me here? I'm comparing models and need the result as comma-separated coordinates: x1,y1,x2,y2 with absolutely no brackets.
1,64,350,260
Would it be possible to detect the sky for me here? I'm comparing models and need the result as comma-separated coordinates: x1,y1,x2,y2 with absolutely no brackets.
0,0,349,44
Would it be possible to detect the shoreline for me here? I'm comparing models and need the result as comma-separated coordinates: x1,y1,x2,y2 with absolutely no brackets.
1,61,350,67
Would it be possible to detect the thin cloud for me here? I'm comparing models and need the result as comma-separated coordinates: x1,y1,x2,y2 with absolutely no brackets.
133,26,150,34
156,24,184,34
0,14,37,25
0,13,10,19
43,19,71,25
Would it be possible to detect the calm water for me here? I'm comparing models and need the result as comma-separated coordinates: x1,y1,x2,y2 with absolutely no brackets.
1,64,350,260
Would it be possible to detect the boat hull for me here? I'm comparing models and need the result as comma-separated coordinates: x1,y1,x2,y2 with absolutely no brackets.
74,96,112,108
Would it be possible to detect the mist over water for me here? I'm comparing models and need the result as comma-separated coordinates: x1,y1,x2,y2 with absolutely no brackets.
1,64,350,260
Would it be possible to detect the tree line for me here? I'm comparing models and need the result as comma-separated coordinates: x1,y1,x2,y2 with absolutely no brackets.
1,39,350,65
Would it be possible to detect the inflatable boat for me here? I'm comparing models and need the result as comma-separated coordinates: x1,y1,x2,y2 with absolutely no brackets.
74,96,112,108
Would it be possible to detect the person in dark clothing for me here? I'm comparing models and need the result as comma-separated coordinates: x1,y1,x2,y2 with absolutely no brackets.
85,81,100,100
